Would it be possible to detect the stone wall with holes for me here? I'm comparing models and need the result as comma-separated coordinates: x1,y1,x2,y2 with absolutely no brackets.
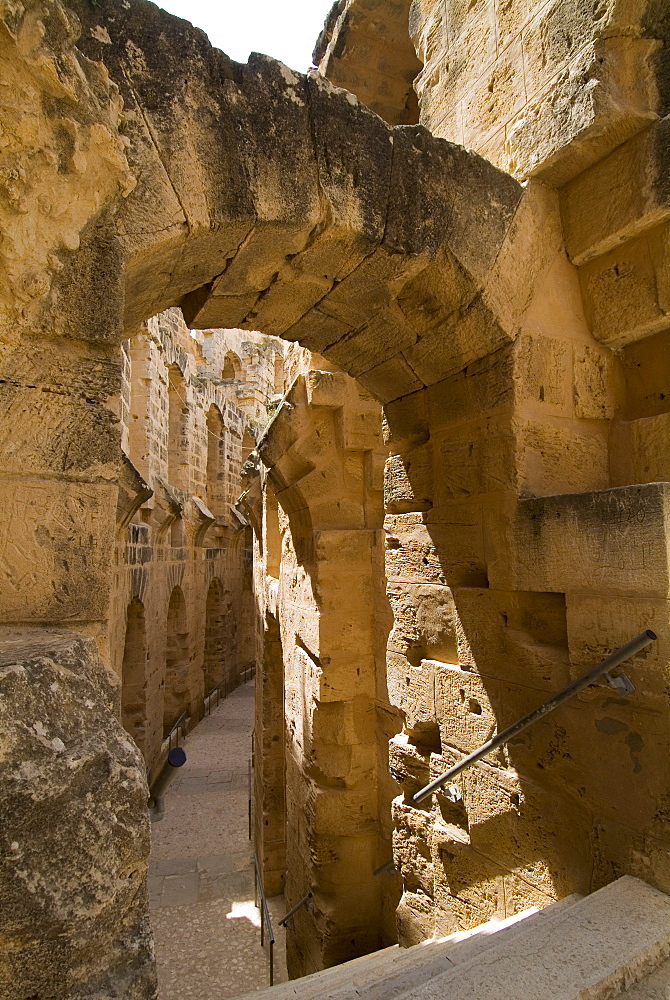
317,0,670,948
2,0,670,990
111,307,277,773
249,348,404,976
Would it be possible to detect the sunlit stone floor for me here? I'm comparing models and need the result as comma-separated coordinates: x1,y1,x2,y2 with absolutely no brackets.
149,681,287,999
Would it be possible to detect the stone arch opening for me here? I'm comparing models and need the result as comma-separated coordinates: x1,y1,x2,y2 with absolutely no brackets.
62,0,640,966
204,578,228,693
241,427,256,465
7,2,670,994
163,586,190,736
222,351,242,381
206,404,225,517
70,0,521,403
121,597,148,753
167,363,189,491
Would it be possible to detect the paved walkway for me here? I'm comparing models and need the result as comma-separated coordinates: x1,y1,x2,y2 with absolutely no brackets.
149,681,287,1000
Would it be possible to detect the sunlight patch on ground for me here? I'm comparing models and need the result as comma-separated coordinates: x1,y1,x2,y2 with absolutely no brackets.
227,899,261,928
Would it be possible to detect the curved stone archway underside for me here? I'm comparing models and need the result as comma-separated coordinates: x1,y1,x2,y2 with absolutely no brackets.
71,0,522,405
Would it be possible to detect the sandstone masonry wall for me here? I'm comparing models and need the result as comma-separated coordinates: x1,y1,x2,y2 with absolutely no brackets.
112,308,279,772
318,0,670,947
251,349,402,975
2,0,670,991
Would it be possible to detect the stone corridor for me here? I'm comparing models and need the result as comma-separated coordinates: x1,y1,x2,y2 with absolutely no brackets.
148,681,287,999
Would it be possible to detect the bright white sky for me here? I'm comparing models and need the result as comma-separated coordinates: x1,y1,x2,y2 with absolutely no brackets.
156,0,336,73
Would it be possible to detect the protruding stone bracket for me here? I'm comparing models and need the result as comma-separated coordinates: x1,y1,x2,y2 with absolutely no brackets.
191,496,215,546
116,454,153,533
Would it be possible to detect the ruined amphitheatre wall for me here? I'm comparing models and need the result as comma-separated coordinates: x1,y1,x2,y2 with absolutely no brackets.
318,0,670,947
112,308,278,773
249,346,402,974
2,0,670,992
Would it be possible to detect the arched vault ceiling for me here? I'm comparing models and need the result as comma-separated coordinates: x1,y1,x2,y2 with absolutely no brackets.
70,0,522,404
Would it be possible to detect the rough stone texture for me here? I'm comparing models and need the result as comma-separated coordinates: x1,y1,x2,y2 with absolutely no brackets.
112,308,281,771
411,0,662,184
393,876,670,1000
0,628,156,1000
0,0,133,335
234,878,670,1000
315,0,422,125
250,350,402,976
3,0,670,991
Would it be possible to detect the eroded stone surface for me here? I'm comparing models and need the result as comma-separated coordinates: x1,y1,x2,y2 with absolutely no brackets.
0,629,156,999
3,0,670,991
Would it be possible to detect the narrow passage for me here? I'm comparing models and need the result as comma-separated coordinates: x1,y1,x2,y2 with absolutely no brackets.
148,681,287,999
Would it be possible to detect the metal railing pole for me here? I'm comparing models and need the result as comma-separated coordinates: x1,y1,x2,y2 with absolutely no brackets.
248,758,252,841
413,629,657,804
278,892,313,927
373,860,395,876
253,853,274,986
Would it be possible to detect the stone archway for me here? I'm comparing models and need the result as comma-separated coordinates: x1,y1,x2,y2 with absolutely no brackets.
163,586,190,736
0,0,527,636
0,0,602,979
206,404,226,518
222,351,242,381
66,0,523,406
6,1,670,994
121,597,148,753
204,577,229,693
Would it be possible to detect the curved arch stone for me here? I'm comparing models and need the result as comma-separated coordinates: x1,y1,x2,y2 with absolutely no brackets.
70,0,523,406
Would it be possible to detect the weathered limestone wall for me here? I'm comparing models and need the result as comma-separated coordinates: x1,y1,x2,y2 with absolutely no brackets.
0,8,152,992
111,308,284,772
315,0,421,124
0,630,155,999
3,0,670,990
198,328,285,424
0,0,135,650
251,349,402,975
322,0,665,184
409,0,663,183
318,0,670,947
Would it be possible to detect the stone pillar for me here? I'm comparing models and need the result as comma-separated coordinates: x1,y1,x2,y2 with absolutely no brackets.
256,362,401,975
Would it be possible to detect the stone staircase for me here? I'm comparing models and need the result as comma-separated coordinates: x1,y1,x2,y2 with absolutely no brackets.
238,877,670,1000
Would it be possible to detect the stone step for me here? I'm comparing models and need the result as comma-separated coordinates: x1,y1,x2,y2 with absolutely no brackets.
236,878,670,1000
239,893,578,1000
391,876,670,1000
248,943,399,1000
323,909,543,1000
620,955,670,999
315,897,584,1000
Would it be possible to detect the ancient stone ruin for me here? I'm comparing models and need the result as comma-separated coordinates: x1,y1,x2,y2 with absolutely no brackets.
2,0,670,996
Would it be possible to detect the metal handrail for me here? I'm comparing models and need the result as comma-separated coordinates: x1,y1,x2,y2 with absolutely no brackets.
204,664,257,717
413,630,657,804
253,853,275,987
204,678,228,715
373,861,396,876
167,710,188,750
279,891,313,927
248,758,253,840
